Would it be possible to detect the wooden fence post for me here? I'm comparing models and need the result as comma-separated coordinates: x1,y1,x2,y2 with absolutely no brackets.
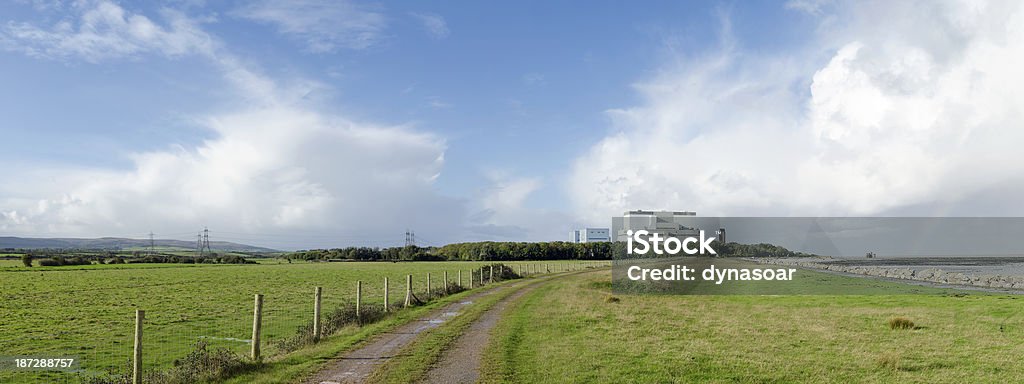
427,273,431,299
356,281,362,322
252,294,263,360
480,267,484,286
458,270,462,288
133,309,143,384
384,277,389,312
404,274,412,308
313,286,322,342
489,265,494,283
443,271,449,294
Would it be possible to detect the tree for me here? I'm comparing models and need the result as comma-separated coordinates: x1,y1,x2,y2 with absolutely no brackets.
21,254,32,267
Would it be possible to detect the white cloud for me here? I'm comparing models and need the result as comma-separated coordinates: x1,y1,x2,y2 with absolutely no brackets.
1,0,214,62
427,96,452,109
0,1,466,249
784,0,832,16
569,1,1024,223
409,12,449,39
0,105,463,248
480,175,541,214
465,173,574,241
235,0,387,52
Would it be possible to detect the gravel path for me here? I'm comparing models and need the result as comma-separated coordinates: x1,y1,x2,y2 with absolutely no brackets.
304,278,535,384
417,280,546,384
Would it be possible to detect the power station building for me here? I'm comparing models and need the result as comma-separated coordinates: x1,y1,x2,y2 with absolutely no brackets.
571,228,611,243
611,210,699,242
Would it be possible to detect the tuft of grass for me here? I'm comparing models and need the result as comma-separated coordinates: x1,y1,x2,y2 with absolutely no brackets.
889,316,916,330
604,295,620,303
426,282,469,301
876,351,902,371
150,341,256,384
275,303,392,353
80,342,256,384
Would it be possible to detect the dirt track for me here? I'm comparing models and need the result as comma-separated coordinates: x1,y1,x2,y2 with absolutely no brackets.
417,280,546,383
304,276,552,384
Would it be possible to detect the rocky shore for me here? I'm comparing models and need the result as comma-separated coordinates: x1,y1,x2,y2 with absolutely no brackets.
752,257,1024,290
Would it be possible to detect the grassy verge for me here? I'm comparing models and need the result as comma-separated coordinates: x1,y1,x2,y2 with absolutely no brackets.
482,270,1024,383
366,274,563,384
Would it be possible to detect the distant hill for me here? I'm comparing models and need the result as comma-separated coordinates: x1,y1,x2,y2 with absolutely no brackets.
0,237,279,253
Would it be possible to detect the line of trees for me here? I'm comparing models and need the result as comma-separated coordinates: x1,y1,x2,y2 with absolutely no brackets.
126,254,254,264
436,241,614,260
15,251,254,266
288,242,616,262
36,256,94,267
288,246,442,261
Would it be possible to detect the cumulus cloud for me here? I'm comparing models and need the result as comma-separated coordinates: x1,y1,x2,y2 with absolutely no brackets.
409,12,449,39
0,1,464,249
234,0,387,52
464,172,576,241
0,106,461,248
570,0,1024,223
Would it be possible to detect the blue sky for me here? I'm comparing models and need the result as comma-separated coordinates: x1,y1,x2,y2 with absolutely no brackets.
3,1,1024,249
0,1,814,200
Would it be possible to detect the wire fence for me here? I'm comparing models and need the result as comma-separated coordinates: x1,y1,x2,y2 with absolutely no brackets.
0,260,609,384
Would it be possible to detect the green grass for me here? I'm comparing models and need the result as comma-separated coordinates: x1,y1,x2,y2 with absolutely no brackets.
0,260,596,383
0,259,25,267
482,269,1024,383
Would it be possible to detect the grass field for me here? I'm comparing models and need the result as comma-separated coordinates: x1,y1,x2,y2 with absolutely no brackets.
0,259,24,267
0,260,596,383
481,269,1024,383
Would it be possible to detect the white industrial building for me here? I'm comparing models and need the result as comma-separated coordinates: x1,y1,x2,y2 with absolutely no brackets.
611,210,699,242
571,228,611,243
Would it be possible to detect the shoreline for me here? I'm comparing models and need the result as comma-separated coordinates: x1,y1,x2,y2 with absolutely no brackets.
749,257,1024,295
